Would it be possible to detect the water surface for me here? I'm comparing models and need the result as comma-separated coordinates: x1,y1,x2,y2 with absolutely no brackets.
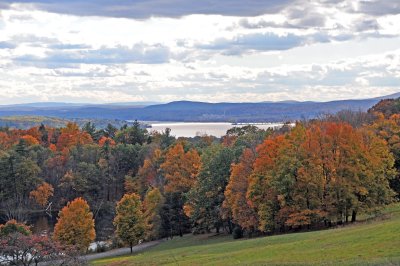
147,122,284,138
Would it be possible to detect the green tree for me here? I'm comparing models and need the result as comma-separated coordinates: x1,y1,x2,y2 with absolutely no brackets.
114,193,145,253
185,145,235,233
82,122,97,139
116,120,148,145
0,219,31,236
0,141,41,221
104,123,118,138
143,188,164,240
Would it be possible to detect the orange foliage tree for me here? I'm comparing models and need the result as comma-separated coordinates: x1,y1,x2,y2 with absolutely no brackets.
56,123,93,151
0,132,11,149
247,122,395,232
368,113,400,196
29,182,54,208
160,143,202,193
247,134,285,232
223,148,258,232
54,197,95,252
98,136,116,147
21,135,39,146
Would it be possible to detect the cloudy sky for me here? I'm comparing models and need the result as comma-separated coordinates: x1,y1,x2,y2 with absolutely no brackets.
0,0,399,104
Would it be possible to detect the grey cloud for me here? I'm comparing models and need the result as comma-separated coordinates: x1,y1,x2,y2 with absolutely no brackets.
234,14,388,50
328,34,353,42
238,14,325,30
353,18,380,32
290,13,326,28
196,32,331,55
238,19,279,29
8,14,34,22
0,41,16,49
48,43,91,50
238,19,265,29
6,34,91,50
0,3,9,9
358,0,400,16
11,34,59,46
285,6,327,28
235,1,394,32
333,17,381,33
2,0,292,18
13,44,171,68
50,66,125,77
198,33,303,53
234,1,328,31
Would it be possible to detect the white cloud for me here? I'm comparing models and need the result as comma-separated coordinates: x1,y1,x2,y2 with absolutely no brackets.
0,1,399,104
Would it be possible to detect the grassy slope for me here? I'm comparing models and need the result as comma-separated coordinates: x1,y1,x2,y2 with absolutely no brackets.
93,204,400,266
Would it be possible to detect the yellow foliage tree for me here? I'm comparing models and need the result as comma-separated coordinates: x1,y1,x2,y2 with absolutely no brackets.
143,188,164,240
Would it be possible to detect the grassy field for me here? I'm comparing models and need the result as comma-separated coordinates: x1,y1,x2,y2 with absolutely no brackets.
92,204,400,265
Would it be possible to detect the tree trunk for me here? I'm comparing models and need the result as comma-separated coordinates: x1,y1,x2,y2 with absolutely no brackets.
228,220,233,234
178,218,183,237
130,244,133,253
351,210,357,223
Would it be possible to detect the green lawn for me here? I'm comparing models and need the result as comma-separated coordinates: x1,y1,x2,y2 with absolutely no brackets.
92,204,400,265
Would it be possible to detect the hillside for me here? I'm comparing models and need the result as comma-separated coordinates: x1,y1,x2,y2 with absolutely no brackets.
1,93,399,122
0,116,137,129
93,204,400,266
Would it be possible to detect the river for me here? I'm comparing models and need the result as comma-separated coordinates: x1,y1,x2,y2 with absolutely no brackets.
145,122,285,138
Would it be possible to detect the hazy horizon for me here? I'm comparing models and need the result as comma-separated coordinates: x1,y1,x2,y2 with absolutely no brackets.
0,91,399,106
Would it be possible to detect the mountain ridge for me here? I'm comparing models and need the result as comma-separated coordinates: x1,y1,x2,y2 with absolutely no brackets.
0,92,398,123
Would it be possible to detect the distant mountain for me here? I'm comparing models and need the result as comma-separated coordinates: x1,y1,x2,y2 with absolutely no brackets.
0,93,398,122
0,101,159,109
3,102,89,108
107,101,163,106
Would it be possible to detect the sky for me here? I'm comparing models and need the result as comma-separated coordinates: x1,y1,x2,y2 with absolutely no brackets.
0,0,399,104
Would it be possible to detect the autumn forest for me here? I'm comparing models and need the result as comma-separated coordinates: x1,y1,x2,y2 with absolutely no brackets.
1,98,400,264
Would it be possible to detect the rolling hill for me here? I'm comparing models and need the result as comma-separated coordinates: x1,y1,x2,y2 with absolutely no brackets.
92,203,400,265
0,93,399,122
0,116,137,129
